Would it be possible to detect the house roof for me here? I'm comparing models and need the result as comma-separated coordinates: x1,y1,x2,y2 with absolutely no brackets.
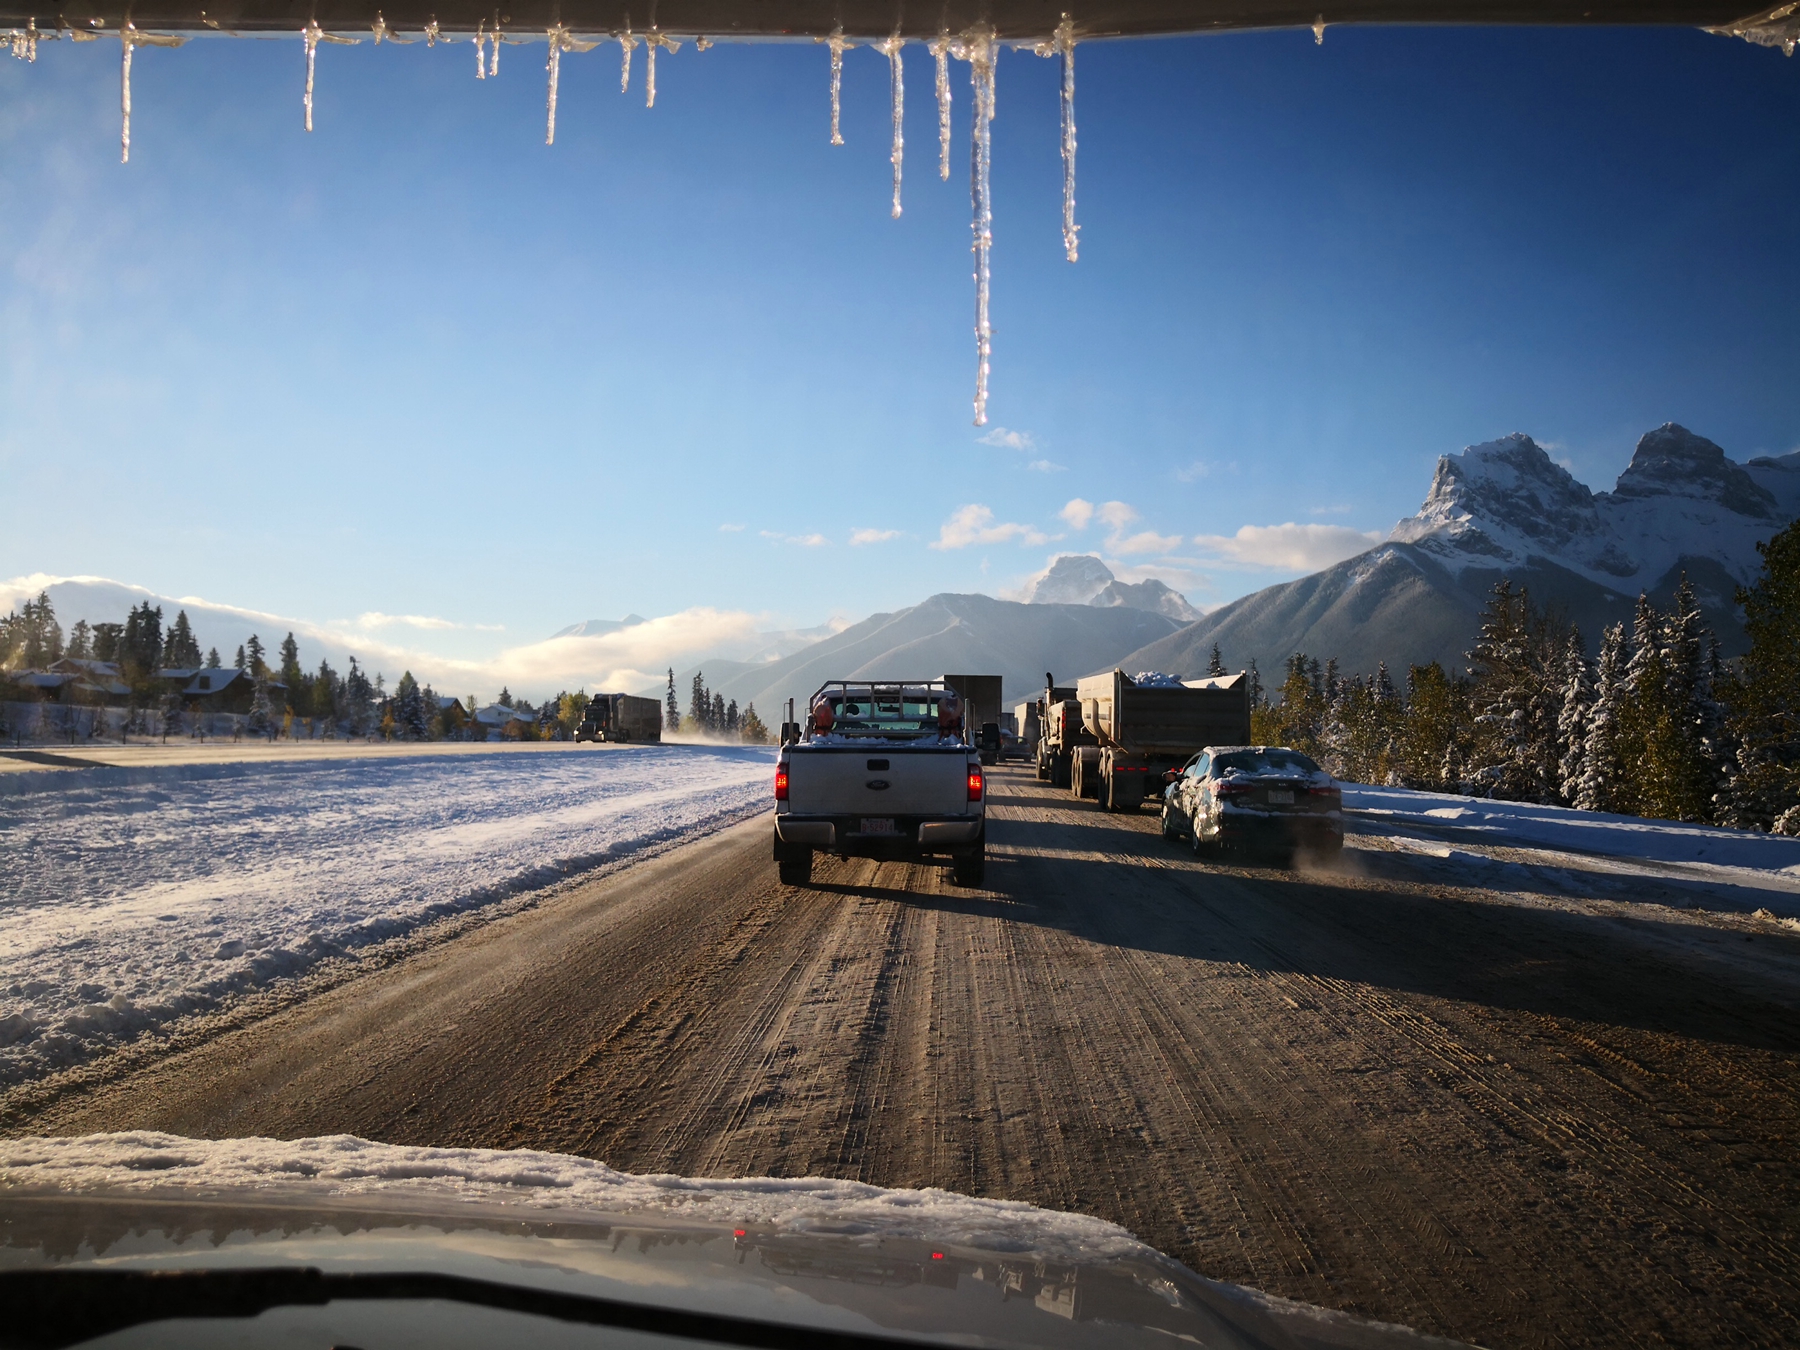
183,669,244,696
474,704,534,725
50,658,124,678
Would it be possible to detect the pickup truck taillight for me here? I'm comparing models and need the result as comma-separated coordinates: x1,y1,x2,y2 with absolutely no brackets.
967,769,984,802
774,767,789,801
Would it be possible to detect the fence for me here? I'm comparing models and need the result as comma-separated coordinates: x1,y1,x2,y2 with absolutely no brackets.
0,702,381,746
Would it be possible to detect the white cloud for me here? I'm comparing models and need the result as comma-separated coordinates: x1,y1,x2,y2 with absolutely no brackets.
931,504,1051,550
353,612,504,633
1109,530,1185,556
1096,501,1138,531
1174,460,1211,483
1309,504,1352,516
760,530,830,546
850,528,902,545
1191,523,1382,572
1060,499,1095,531
977,425,1036,451
718,523,745,532
1026,459,1065,473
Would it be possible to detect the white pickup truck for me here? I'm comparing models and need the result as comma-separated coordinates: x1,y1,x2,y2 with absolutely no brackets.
773,680,986,887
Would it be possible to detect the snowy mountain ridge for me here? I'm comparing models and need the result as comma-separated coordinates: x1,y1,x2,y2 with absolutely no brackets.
1390,424,1800,591
1025,555,1201,622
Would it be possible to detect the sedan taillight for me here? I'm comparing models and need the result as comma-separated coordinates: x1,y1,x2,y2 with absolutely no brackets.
1216,781,1253,797
774,767,789,801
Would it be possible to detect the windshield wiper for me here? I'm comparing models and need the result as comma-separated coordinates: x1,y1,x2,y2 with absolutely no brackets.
0,1267,943,1350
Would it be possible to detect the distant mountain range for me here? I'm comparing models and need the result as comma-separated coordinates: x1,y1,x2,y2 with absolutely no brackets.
1120,424,1800,681
647,593,1185,717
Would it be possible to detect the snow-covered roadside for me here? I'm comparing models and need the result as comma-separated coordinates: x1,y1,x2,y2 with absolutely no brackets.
1341,784,1800,921
0,746,772,1087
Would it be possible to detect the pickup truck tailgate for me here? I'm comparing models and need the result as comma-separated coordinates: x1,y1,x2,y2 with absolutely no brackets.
787,748,971,816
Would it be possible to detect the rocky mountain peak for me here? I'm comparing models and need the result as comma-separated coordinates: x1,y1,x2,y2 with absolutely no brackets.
1391,433,1606,567
1028,555,1118,606
1613,423,1778,520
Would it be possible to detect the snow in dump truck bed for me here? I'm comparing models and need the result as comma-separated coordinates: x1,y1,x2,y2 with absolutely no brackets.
0,745,770,1086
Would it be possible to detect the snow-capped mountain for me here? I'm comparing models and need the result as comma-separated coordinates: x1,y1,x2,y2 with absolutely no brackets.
1026,555,1201,622
1119,424,1799,680
1391,425,1800,591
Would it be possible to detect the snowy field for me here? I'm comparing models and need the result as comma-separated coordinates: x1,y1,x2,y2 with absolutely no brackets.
1343,784,1800,914
0,745,771,1087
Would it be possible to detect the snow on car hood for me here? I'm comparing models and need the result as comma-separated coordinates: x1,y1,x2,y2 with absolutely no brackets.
0,1133,1470,1349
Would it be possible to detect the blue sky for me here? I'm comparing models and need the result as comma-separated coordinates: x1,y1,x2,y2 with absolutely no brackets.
3,21,1798,678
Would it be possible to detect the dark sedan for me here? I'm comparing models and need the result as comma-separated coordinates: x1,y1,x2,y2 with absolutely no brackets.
1161,746,1344,862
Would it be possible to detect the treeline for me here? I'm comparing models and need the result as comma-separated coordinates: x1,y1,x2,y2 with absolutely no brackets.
667,668,770,743
1244,518,1799,834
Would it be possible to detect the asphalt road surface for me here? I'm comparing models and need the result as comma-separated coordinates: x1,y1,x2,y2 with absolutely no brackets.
19,764,1800,1349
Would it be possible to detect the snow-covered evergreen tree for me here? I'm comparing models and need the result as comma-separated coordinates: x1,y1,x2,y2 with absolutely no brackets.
1719,520,1800,830
247,676,274,739
1207,644,1225,677
1574,623,1627,813
1556,630,1592,805
665,668,680,733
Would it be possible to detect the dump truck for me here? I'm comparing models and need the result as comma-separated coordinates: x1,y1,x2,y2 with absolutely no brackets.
574,693,664,743
1034,673,1088,787
1071,670,1251,811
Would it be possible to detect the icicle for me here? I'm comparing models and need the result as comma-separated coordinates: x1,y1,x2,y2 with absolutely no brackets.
645,31,678,107
877,33,904,217
371,12,388,42
964,27,997,426
821,27,853,145
300,22,356,132
489,15,501,76
11,17,40,60
474,19,486,77
120,28,132,162
546,25,563,142
619,25,637,93
1313,14,1326,44
930,34,951,180
304,21,320,129
424,18,440,46
695,35,712,50
1055,17,1078,262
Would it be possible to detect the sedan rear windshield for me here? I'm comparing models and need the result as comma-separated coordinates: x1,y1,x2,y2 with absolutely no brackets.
1215,750,1321,776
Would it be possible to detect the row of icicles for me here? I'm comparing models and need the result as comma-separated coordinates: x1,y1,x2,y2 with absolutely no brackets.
7,14,1085,425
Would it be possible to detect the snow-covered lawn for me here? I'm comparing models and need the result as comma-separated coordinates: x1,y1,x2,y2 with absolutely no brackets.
0,745,772,1087
1343,785,1800,877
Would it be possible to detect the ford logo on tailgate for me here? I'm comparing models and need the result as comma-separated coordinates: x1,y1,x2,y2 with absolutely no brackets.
865,779,890,790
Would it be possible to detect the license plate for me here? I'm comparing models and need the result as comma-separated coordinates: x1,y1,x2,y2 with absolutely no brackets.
860,818,898,835
1266,789,1295,806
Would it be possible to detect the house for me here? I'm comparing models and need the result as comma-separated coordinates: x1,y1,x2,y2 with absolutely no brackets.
153,667,281,714
5,661,130,705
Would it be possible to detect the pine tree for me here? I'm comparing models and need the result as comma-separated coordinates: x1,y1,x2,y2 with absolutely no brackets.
1207,643,1225,677
205,647,222,669
1719,520,1800,831
162,610,202,669
689,672,709,731
726,698,739,734
92,623,123,663
67,620,93,661
740,702,770,744
1246,660,1264,711
395,672,427,740
712,692,726,732
1575,623,1628,813
247,675,274,738
1556,630,1592,805
1467,581,1566,802
279,633,303,711
244,634,266,677
234,644,247,672
665,668,681,733
498,686,513,708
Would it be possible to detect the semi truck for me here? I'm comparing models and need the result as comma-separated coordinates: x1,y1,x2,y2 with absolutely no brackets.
773,680,986,887
1070,671,1251,811
1033,674,1087,787
574,693,664,743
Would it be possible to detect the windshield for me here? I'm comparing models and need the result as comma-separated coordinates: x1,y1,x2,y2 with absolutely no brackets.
4,16,1798,1350
1214,749,1322,776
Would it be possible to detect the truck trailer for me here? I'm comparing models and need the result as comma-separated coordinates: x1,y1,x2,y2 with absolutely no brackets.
1034,674,1087,788
575,693,664,743
1072,671,1251,811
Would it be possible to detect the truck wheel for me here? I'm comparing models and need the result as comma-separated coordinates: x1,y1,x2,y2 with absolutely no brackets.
951,843,986,887
1097,773,1112,810
1051,755,1071,789
777,845,813,886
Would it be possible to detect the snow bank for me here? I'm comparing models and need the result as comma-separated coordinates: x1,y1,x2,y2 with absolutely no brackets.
0,1132,1145,1262
1343,784,1800,877
0,746,771,1086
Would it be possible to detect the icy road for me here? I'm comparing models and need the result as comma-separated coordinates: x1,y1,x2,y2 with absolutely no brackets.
10,763,1800,1349
0,743,769,1085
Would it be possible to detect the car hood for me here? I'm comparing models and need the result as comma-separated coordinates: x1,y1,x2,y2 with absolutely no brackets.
0,1132,1469,1349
